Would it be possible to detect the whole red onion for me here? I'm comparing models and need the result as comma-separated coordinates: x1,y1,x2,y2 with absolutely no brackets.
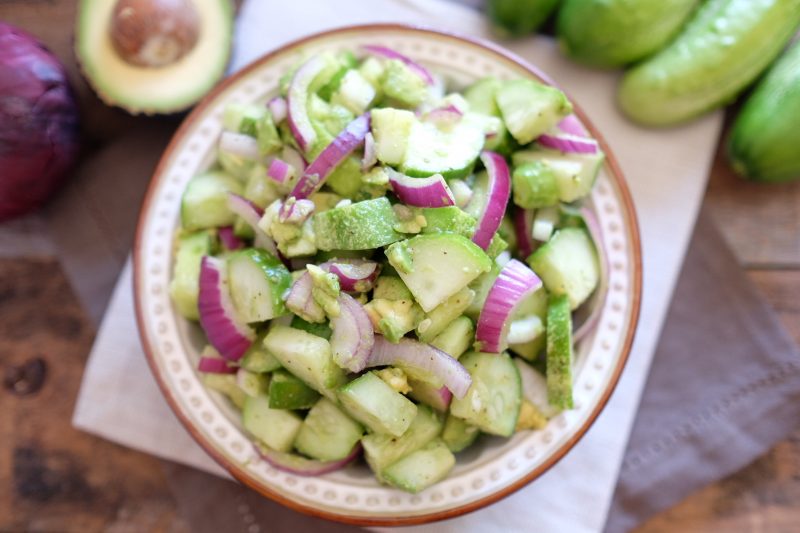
0,23,80,221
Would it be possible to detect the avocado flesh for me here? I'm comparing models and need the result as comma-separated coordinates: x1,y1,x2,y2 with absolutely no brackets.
76,0,233,115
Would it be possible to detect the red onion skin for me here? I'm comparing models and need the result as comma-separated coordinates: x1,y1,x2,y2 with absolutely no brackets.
0,23,80,221
198,356,236,374
472,151,511,250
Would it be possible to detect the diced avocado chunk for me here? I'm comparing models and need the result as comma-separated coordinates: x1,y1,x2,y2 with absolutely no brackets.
496,79,572,144
227,248,292,323
313,198,405,251
386,234,491,313
169,230,215,320
371,108,416,166
325,156,364,199
243,394,303,453
546,293,573,410
181,171,242,231
203,374,246,409
290,315,332,340
362,405,443,476
262,326,347,398
375,367,412,394
430,315,475,360
463,76,514,153
337,372,418,437
363,297,424,343
381,59,428,107
416,287,475,343
237,368,269,398
268,369,321,410
441,413,480,453
450,351,522,437
240,334,282,373
516,399,548,431
372,275,413,301
421,206,477,237
527,228,599,310
293,398,364,461
512,149,604,203
382,439,456,493
513,161,560,208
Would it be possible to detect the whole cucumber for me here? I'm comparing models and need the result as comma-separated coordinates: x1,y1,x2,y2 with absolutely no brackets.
557,0,699,68
728,41,800,182
487,0,561,38
618,0,800,127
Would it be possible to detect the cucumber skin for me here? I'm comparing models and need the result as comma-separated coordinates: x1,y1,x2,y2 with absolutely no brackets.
618,0,800,127
728,41,800,183
557,0,699,68
488,0,561,38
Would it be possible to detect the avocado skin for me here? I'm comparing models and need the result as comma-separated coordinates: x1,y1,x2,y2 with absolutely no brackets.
728,41,800,183
557,0,699,68
618,0,800,127
487,0,560,38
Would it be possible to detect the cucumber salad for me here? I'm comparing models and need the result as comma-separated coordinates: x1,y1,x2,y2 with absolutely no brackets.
170,45,607,493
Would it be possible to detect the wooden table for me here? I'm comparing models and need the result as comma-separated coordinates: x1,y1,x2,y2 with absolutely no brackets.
1,2,798,531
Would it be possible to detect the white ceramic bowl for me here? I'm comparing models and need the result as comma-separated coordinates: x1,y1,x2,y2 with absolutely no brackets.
134,24,642,526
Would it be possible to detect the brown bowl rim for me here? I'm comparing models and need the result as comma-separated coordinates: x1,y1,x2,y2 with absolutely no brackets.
133,23,643,527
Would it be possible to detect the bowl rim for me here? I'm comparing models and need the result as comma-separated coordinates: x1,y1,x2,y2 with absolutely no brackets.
133,22,642,527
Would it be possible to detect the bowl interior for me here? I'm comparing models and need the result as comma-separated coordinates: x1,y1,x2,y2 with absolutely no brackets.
134,25,641,525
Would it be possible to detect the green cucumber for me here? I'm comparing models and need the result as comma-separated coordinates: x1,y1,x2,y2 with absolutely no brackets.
290,315,332,340
243,394,303,453
512,149,604,203
488,0,561,38
728,41,800,183
463,77,513,153
381,439,455,493
362,405,443,475
496,79,572,145
337,371,418,437
180,171,243,231
430,315,475,360
465,261,501,320
386,234,492,313
512,161,560,208
240,334,282,373
401,113,486,180
441,414,480,453
372,275,413,301
416,287,475,343
324,156,363,199
546,293,573,410
557,0,699,68
371,108,416,166
236,369,269,398
381,59,428,108
527,227,599,310
450,351,522,437
618,0,800,126
227,249,291,323
313,198,404,251
331,69,376,115
203,373,246,409
293,398,364,461
262,325,347,397
268,369,321,410
169,230,215,320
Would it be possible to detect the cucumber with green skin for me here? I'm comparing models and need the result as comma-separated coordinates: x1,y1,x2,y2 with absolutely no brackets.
728,41,800,183
557,0,699,68
487,0,561,38
618,0,800,127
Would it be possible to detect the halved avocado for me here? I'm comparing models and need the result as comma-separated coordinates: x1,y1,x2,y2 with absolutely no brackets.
76,0,233,115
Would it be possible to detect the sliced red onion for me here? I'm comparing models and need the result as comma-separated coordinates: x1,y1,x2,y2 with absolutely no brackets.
408,380,452,412
267,158,294,184
361,132,377,172
218,226,245,251
219,131,260,160
538,133,598,154
267,96,287,124
327,260,380,292
278,198,315,224
226,193,279,256
289,113,370,199
513,208,535,259
287,55,329,152
284,271,325,323
330,292,374,373
557,114,587,137
197,356,237,374
282,146,307,172
387,168,455,208
573,206,609,343
198,256,255,361
424,104,463,128
366,336,472,399
476,259,543,354
472,151,511,250
254,442,361,476
362,44,434,85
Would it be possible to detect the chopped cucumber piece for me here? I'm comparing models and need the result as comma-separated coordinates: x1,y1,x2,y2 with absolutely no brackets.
401,113,486,180
441,414,480,453
294,398,364,461
268,369,321,410
466,261,501,320
513,161,559,208
237,369,269,397
464,76,513,153
240,334,282,373
382,439,455,493
325,156,363,199
362,405,443,475
450,351,522,437
512,149,604,203
169,230,215,320
227,248,291,323
430,316,475,360
496,79,572,144
527,227,599,309
243,394,303,453
337,372,417,437
532,206,559,242
313,197,404,251
372,275,413,301
386,234,491,313
546,293,573,410
290,315,332,340
416,287,475,343
180,171,242,231
223,103,265,136
382,59,428,107
331,69,376,114
262,325,347,398
203,373,246,409
371,107,416,166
